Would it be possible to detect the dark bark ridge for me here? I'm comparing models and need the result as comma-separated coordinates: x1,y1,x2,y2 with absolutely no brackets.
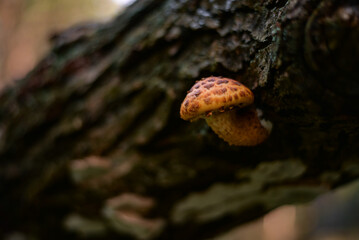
1,0,359,239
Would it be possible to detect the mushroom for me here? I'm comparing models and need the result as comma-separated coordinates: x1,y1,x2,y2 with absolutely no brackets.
180,77,271,146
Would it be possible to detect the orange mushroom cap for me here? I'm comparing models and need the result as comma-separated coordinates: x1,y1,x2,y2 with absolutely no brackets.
180,77,254,121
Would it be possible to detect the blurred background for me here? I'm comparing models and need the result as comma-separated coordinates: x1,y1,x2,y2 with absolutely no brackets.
1,0,359,239
0,0,135,89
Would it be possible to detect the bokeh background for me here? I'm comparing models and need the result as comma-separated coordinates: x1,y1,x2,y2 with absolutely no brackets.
0,0,135,89
1,1,358,239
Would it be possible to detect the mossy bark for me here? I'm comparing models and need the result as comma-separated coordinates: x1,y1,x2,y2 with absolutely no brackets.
1,0,359,239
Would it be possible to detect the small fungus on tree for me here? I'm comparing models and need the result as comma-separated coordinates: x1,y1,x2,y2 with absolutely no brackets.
180,77,272,146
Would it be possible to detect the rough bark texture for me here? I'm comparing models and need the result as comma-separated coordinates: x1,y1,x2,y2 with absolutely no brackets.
1,0,359,239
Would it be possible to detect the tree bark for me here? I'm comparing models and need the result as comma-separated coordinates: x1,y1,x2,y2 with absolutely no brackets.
1,0,359,239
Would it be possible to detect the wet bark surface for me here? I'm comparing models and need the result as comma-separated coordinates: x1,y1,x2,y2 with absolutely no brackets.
1,0,359,239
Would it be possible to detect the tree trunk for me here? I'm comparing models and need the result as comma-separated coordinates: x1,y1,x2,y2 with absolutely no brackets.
1,0,359,239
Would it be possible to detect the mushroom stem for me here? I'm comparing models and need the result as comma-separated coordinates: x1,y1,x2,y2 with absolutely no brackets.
205,108,270,146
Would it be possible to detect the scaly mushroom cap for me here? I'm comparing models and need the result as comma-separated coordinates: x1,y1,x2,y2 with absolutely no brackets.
180,77,254,121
